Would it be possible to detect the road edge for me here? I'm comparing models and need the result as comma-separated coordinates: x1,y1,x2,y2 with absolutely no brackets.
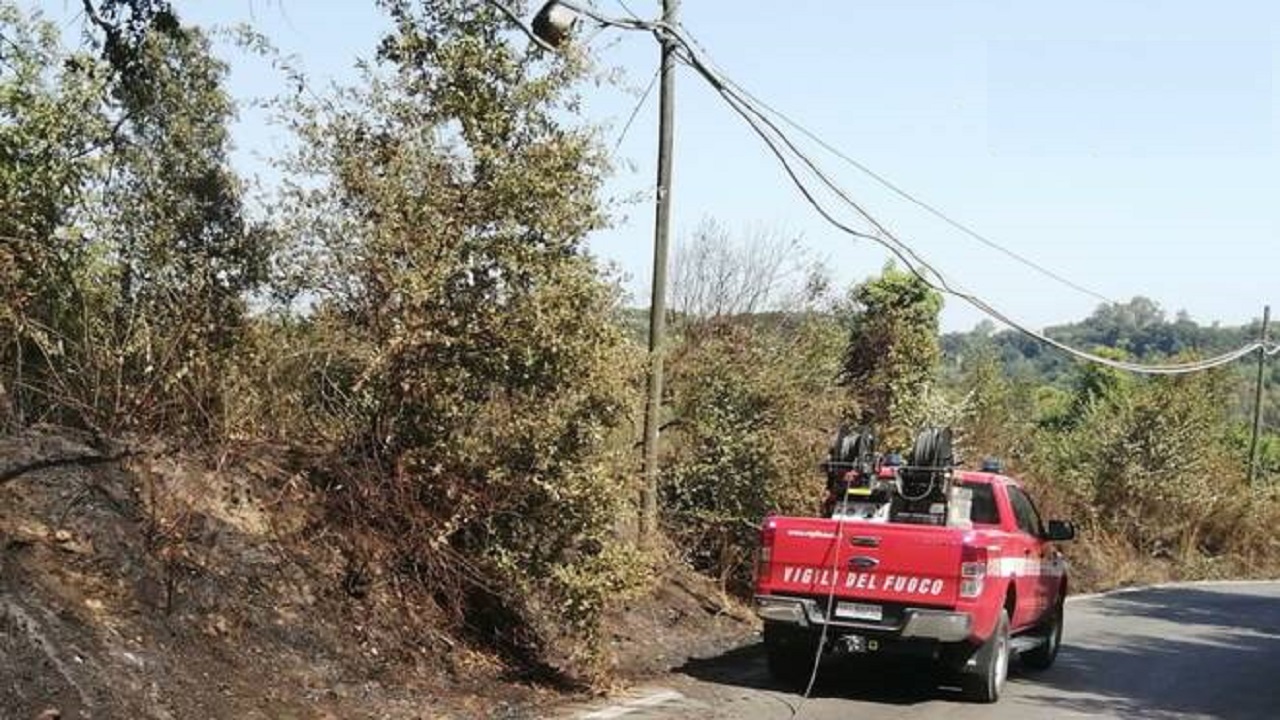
1066,577,1280,604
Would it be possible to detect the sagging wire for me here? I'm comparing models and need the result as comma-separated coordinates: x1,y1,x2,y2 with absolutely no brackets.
662,24,1267,376
710,65,1116,305
671,22,1116,307
610,0,644,22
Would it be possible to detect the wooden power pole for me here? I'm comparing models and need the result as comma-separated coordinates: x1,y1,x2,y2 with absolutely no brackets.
1248,305,1271,485
639,0,678,544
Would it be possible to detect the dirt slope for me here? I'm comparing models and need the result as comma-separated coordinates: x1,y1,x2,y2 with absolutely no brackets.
0,428,500,719
0,428,756,719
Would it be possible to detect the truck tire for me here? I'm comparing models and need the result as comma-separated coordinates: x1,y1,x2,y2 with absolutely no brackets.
1023,600,1064,671
963,609,1010,703
763,622,820,686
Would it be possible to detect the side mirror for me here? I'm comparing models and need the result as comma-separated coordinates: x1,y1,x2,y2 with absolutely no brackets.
1044,520,1076,542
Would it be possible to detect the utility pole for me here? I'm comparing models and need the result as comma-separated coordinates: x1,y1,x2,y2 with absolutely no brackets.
639,0,678,544
1248,305,1271,485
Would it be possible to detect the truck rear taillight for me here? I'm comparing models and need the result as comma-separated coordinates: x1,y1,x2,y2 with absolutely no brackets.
755,518,777,584
960,544,988,598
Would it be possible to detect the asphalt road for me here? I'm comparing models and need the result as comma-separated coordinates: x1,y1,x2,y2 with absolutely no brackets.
565,581,1280,720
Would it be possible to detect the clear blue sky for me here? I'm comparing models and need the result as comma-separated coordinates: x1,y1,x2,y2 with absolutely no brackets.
37,0,1280,332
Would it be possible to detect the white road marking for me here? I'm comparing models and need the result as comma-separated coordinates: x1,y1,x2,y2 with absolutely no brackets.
576,689,688,719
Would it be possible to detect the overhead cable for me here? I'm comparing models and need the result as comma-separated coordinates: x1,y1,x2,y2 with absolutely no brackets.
725,80,1114,304
673,23,1115,307
613,65,661,151
711,73,1262,374
611,0,643,21
662,26,1264,375
671,24,1114,305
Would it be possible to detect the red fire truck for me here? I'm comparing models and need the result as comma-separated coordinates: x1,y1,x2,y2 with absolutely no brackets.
753,427,1076,702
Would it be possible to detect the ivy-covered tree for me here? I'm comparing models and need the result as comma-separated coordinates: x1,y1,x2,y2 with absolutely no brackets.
839,264,944,450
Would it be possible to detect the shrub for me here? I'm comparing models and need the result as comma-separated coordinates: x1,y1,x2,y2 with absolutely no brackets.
267,0,650,680
663,317,843,591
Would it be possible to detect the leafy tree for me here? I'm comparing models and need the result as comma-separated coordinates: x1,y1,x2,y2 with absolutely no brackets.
0,3,113,427
839,264,943,449
79,0,181,92
273,0,643,675
1094,371,1233,553
1,3,267,435
954,344,1016,458
90,19,270,434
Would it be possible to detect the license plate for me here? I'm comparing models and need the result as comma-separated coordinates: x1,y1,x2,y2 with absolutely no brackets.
834,602,882,622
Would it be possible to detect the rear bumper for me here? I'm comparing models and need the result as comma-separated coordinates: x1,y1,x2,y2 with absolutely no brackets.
754,595,972,643
900,609,973,642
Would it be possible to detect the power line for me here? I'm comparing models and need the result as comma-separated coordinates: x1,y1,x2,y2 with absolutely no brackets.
500,9,1267,375
673,24,1116,306
612,0,644,21
613,65,660,151
745,88,1115,304
663,26,1263,376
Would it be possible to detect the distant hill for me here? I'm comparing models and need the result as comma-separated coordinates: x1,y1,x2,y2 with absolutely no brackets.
625,296,1275,426
940,297,1276,424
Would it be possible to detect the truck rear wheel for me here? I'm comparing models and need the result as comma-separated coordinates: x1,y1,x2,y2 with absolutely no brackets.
1023,600,1063,670
962,609,1010,703
763,622,820,686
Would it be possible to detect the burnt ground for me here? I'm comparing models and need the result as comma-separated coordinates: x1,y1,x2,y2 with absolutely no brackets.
0,427,755,720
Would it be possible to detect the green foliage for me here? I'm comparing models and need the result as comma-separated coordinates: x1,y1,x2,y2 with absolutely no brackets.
81,0,182,89
1227,424,1280,485
942,297,1275,427
1,2,267,435
95,22,270,433
271,0,644,678
663,316,843,590
1030,360,1257,560
951,344,1027,460
839,264,944,449
1,4,108,342
938,301,1280,585
1030,346,1134,432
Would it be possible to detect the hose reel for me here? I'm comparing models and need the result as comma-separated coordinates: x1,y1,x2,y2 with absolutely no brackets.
891,426,956,523
824,425,877,486
821,425,961,523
